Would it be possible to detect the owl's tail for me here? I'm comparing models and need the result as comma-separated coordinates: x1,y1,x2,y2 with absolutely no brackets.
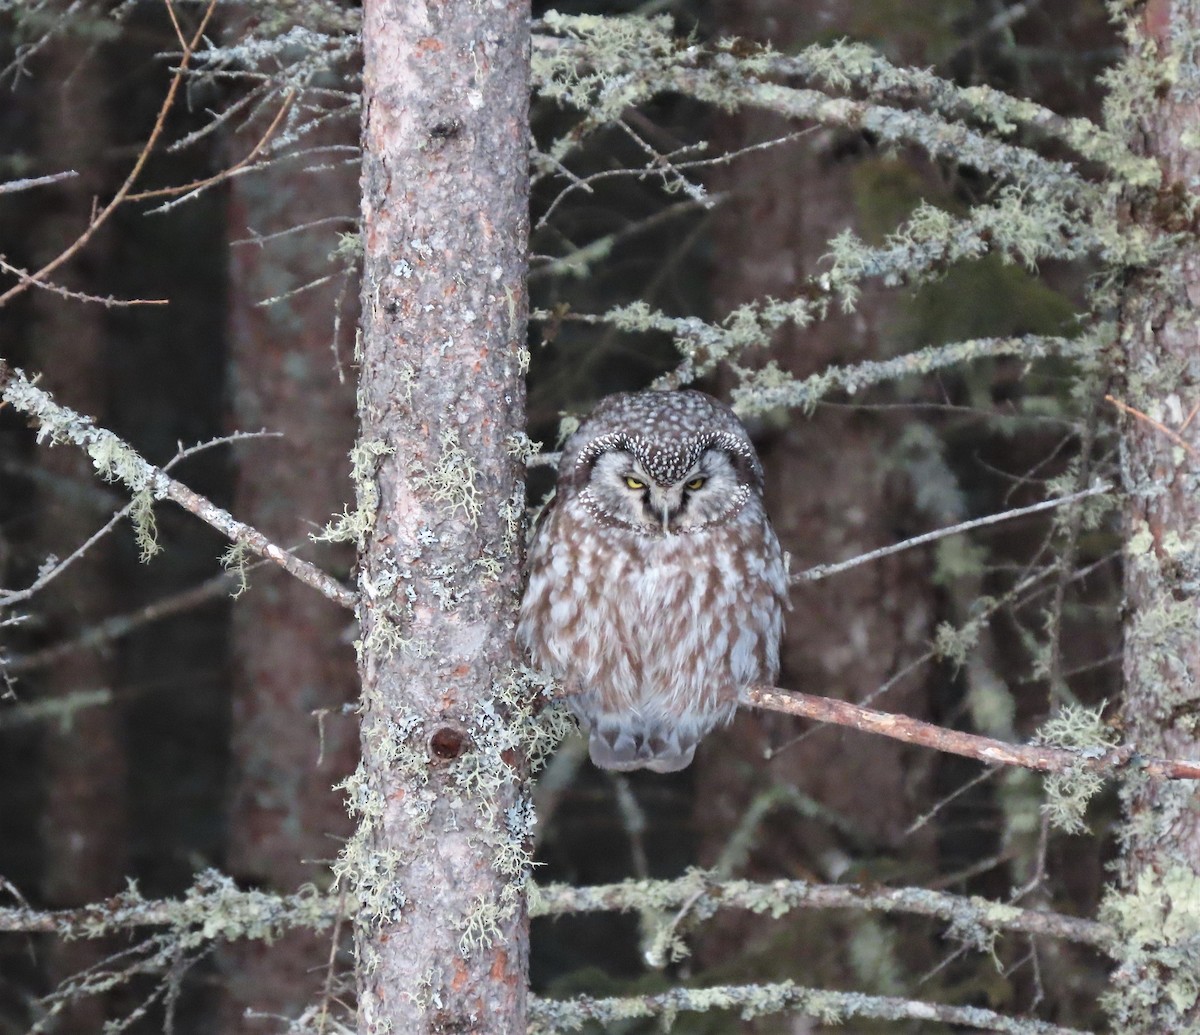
586,716,700,773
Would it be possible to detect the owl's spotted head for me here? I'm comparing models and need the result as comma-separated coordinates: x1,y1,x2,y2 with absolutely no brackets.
562,391,763,535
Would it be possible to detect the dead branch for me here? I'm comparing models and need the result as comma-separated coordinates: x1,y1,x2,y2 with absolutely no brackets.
0,0,218,309
125,89,297,204
744,686,1200,781
0,256,168,308
795,481,1112,583
4,570,246,675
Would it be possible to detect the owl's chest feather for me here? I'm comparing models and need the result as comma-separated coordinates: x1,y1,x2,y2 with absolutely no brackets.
521,499,780,706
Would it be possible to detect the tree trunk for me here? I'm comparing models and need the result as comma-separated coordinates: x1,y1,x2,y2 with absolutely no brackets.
31,25,126,1031
351,1,531,1031
1110,0,1200,1029
218,42,360,1030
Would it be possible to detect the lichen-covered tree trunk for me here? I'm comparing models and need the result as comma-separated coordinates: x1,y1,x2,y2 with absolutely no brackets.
1109,0,1200,1028
350,1,531,1031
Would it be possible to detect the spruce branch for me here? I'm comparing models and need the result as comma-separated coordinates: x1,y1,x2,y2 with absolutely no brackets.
533,872,1112,950
529,983,1092,1034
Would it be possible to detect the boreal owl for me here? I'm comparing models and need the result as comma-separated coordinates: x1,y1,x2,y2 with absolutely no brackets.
519,390,789,773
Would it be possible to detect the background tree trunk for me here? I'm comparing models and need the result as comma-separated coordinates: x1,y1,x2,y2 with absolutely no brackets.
31,25,126,1031
218,47,360,1030
351,1,531,1030
1111,0,1200,1028
696,0,940,992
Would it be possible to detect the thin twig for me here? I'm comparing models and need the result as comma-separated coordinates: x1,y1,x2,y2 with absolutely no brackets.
529,983,1091,1034
4,569,248,674
0,256,168,308
1105,393,1199,457
743,685,1200,780
125,89,297,204
795,481,1111,583
0,0,219,309
0,170,78,194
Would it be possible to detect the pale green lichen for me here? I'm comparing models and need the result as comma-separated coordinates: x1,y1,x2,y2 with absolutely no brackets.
411,427,481,526
1101,862,1200,1030
1033,705,1120,834
314,438,394,547
220,540,251,598
932,610,989,668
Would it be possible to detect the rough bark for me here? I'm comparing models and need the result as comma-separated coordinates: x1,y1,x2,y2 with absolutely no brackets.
351,1,531,1031
218,51,360,1030
1110,0,1200,1028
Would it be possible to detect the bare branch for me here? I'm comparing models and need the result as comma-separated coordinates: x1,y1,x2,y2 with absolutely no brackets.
4,570,247,675
0,0,219,309
743,686,1200,781
0,257,169,308
0,688,113,731
125,89,297,204
796,481,1112,583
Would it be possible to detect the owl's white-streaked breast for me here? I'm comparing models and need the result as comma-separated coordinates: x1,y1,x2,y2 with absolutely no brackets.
519,493,787,726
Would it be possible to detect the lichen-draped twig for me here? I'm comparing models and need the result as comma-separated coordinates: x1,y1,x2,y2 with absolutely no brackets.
0,870,1108,950
719,41,1155,186
0,430,281,609
0,361,356,610
667,67,1092,205
795,481,1112,583
0,871,336,939
0,873,1100,962
743,686,1200,780
533,872,1112,950
528,983,1092,1034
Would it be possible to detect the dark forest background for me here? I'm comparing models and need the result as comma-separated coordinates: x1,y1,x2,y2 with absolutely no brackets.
1,1,1126,1032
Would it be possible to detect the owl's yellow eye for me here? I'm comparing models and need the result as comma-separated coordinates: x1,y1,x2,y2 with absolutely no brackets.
624,476,646,490
685,476,707,491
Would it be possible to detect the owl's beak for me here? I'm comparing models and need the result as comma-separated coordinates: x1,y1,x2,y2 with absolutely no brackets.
660,502,672,534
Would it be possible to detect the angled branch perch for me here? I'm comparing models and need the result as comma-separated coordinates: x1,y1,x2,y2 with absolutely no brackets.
744,686,1200,781
0,361,355,610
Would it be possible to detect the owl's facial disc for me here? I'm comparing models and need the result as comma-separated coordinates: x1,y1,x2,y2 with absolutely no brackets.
586,447,745,533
